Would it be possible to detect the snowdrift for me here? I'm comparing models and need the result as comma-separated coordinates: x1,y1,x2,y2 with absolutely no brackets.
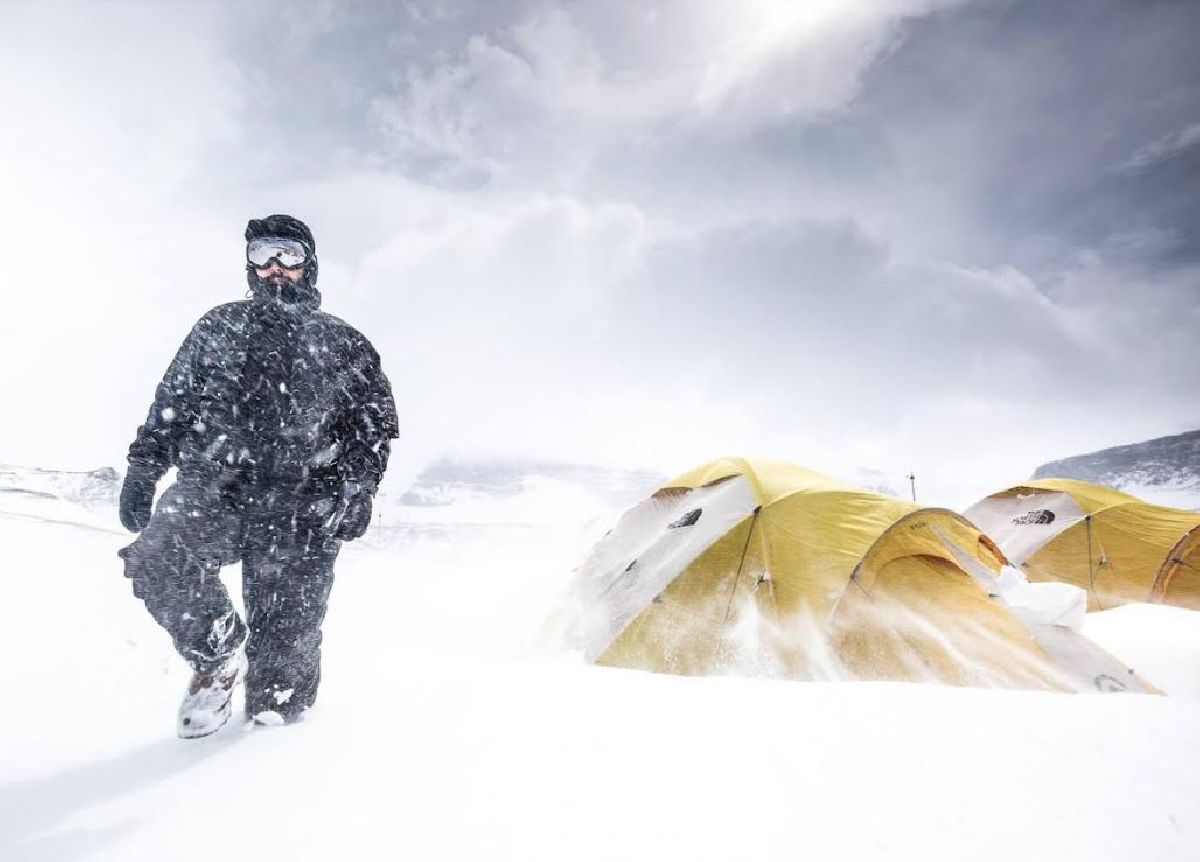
2,464,1199,861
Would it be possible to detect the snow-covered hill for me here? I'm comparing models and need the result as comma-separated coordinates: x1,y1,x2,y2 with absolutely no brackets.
1032,429,1200,510
376,457,661,539
0,463,121,508
0,463,124,534
3,458,1200,861
395,457,663,510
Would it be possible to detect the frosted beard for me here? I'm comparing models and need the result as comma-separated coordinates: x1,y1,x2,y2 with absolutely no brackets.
246,268,322,310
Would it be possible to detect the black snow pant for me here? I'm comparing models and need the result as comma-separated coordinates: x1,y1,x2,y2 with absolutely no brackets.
120,473,341,720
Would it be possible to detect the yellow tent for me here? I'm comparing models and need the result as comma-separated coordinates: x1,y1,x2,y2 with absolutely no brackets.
964,478,1200,612
572,458,1151,693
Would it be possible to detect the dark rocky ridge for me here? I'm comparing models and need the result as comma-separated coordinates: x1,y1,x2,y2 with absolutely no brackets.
1032,429,1200,490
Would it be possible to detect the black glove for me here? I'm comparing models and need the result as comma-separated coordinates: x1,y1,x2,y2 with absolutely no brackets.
335,493,373,541
119,468,158,533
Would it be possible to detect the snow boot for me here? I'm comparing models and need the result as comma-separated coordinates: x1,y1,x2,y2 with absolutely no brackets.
177,651,247,739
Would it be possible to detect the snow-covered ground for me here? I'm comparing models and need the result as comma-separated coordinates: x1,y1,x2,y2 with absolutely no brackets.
3,480,1200,861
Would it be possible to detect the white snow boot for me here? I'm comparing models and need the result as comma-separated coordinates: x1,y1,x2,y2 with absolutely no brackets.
177,651,247,739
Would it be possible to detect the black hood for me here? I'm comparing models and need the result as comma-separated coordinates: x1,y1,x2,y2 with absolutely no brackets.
245,214,320,308
246,214,315,251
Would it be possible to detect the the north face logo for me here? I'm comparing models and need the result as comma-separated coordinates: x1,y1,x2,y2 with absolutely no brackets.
1013,509,1056,525
668,508,702,529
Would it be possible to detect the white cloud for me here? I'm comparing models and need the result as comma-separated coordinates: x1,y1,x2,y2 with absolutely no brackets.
1122,122,1200,171
0,0,1194,501
372,0,968,188
0,2,246,325
0,2,247,467
691,0,962,124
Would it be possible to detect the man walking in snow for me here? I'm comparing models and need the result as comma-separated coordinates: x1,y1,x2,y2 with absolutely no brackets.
118,215,398,738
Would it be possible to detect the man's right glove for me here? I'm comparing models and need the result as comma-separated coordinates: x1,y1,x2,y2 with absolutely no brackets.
119,468,158,533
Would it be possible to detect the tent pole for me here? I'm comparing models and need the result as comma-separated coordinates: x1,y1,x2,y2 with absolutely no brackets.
723,506,763,625
1086,515,1105,611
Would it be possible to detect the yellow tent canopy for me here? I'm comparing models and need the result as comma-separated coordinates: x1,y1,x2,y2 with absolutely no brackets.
964,478,1200,612
572,458,1151,693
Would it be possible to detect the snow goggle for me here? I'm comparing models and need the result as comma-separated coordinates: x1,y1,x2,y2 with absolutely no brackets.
246,237,309,268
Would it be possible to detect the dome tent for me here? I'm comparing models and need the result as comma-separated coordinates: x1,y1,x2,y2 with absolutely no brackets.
964,478,1200,612
571,458,1151,693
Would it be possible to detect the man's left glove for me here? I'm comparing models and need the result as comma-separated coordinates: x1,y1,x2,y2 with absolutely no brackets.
119,467,158,533
335,492,373,541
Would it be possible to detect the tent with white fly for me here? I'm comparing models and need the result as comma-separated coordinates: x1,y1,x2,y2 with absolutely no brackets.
964,478,1200,612
569,458,1154,693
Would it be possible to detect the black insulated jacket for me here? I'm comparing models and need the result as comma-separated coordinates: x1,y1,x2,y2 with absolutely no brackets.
126,286,398,499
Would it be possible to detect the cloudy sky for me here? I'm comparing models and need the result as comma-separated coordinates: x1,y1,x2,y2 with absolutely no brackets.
1,0,1197,503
